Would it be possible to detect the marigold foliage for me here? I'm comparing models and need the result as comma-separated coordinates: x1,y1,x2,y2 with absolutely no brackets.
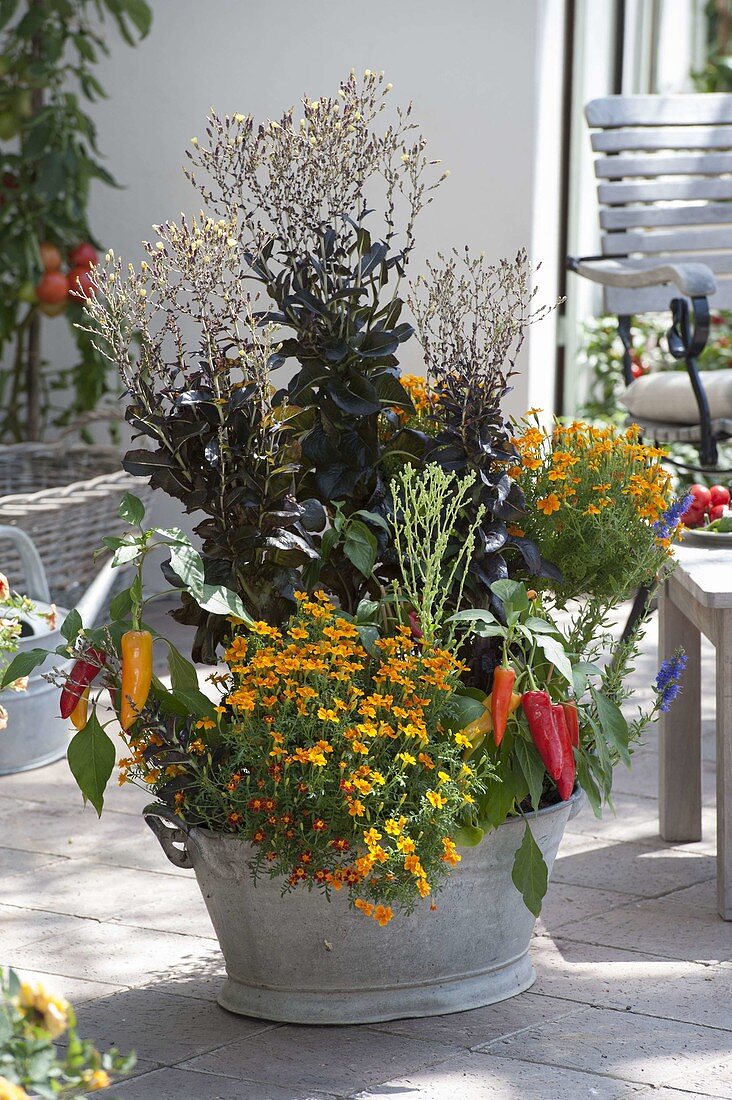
510,416,678,602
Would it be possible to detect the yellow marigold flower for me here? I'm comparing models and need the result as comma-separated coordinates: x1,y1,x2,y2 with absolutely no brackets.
351,740,369,755
371,771,386,785
397,835,416,853
584,503,601,516
288,626,308,640
437,770,450,784
354,898,374,917
536,493,561,516
397,752,416,766
373,904,394,926
384,816,405,836
19,982,70,1038
348,799,365,817
83,1069,111,1091
251,621,281,638
194,716,215,730
317,707,339,723
463,793,475,804
426,789,447,809
417,877,431,898
418,751,435,769
364,827,382,847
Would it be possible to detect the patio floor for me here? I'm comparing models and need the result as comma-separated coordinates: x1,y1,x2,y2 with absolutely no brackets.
0,601,729,1099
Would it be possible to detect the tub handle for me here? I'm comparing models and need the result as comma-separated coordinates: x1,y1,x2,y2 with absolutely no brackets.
144,804,193,869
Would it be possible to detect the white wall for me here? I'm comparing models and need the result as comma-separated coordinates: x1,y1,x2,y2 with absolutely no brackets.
41,0,566,420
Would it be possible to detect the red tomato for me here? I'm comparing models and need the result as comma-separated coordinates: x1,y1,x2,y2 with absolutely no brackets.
39,242,62,272
36,271,69,305
689,483,712,510
709,485,731,507
68,266,94,299
68,242,98,269
710,504,728,522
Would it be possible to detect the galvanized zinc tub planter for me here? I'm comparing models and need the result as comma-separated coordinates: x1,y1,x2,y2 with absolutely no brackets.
145,790,582,1024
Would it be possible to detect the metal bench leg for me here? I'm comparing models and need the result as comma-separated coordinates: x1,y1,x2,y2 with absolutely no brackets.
667,296,717,468
617,315,633,386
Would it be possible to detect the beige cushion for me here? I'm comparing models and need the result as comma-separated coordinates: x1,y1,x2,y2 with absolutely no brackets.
618,370,732,425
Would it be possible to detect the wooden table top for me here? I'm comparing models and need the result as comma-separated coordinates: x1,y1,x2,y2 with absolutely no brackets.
670,543,732,609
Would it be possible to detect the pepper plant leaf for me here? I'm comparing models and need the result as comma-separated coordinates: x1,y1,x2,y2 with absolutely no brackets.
0,647,49,689
514,737,545,812
591,688,631,767
60,608,82,642
67,711,116,817
533,634,574,686
118,491,146,526
511,821,548,917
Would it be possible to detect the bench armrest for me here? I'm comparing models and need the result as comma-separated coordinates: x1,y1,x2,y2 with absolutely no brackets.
567,256,716,298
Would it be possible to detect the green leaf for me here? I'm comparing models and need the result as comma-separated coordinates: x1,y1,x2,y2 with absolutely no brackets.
0,648,49,689
67,711,116,816
442,691,487,734
572,661,602,697
354,509,390,532
343,520,377,578
591,688,631,767
60,608,82,642
198,583,253,624
108,587,133,621
511,822,548,917
449,608,500,625
575,749,603,817
533,634,574,686
490,579,529,615
356,624,380,653
514,737,545,812
122,0,152,36
118,491,146,526
452,823,484,846
166,642,199,694
167,541,205,593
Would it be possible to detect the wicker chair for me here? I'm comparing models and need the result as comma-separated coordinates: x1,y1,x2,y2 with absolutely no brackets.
568,93,732,473
0,443,153,610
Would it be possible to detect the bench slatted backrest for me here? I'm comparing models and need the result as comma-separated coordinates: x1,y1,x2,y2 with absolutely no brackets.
586,94,732,313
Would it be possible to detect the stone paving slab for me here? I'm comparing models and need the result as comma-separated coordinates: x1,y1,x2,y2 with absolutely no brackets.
479,1002,732,1093
551,832,716,896
182,1025,457,1095
355,1051,646,1099
529,937,731,1031
111,1066,338,1099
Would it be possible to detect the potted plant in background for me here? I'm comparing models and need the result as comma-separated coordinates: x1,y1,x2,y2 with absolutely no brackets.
0,0,152,612
9,74,688,1023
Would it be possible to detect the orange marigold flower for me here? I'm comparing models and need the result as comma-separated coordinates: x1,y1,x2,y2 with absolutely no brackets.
536,493,561,516
354,898,374,917
373,904,394,926
426,789,447,809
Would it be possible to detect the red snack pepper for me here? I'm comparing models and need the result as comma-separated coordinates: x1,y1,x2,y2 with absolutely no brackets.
521,690,563,780
551,703,576,801
59,647,106,719
562,701,580,749
491,666,516,747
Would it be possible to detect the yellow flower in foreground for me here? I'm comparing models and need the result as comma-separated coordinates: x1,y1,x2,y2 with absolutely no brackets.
536,493,561,516
397,752,416,767
426,790,447,809
83,1069,111,1091
0,1078,30,1099
18,981,70,1038
373,904,394,926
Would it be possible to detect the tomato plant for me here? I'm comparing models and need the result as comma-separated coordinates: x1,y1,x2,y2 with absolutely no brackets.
0,0,152,442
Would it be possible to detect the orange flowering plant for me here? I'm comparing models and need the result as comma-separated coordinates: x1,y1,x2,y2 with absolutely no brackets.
129,594,485,922
510,413,682,602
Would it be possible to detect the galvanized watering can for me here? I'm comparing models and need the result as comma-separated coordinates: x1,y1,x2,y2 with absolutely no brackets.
0,525,118,775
